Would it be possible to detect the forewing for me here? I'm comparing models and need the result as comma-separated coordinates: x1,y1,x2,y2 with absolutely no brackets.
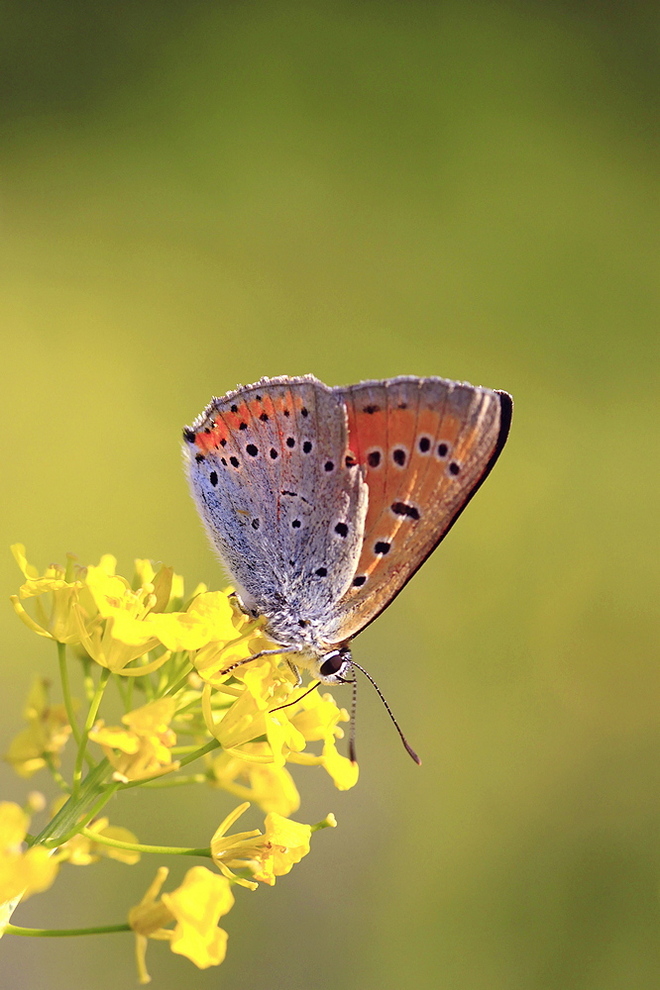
183,375,368,616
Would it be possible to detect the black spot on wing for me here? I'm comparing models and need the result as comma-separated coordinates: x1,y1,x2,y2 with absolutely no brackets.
391,501,420,520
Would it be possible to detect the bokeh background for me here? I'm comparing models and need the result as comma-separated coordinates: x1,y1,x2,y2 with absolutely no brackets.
1,3,658,988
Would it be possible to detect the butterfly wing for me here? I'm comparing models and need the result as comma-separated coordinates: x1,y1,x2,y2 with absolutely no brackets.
324,376,512,643
183,375,368,623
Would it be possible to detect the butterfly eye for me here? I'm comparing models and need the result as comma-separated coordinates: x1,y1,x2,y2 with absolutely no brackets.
319,651,347,678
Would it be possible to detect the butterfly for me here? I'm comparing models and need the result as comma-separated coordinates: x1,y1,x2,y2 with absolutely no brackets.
183,375,512,759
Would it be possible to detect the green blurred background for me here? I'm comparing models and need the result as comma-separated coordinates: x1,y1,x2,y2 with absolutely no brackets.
1,3,658,988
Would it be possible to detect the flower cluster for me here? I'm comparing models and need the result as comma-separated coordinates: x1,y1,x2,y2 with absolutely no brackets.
3,546,352,982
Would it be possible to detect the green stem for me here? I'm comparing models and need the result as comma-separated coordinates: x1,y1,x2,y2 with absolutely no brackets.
5,923,130,937
81,656,96,703
57,642,81,746
43,755,71,793
80,827,210,858
163,665,194,699
117,738,220,790
29,759,113,847
52,782,121,845
178,737,221,767
140,655,155,700
141,774,206,788
114,671,131,709
72,668,110,797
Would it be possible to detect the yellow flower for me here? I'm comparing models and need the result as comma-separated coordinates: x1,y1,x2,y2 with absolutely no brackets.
163,867,234,968
205,655,358,786
129,866,234,984
4,678,73,778
0,802,58,904
74,563,163,673
210,802,314,887
146,591,241,652
9,544,84,644
75,571,242,674
208,803,261,890
286,689,360,790
89,698,179,782
132,559,205,612
192,615,267,684
248,812,312,885
319,733,360,790
208,744,301,816
207,659,303,760
58,817,140,866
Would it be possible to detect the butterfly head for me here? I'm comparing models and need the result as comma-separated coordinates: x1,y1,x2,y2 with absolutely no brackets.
310,644,421,765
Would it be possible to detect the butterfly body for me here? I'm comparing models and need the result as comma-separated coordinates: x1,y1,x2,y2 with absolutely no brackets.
183,374,512,684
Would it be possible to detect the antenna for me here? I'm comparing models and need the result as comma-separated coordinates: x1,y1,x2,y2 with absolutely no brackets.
350,660,422,765
349,670,358,764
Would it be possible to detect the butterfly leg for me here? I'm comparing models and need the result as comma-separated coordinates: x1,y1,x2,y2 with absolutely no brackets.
220,647,303,677
285,659,303,686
